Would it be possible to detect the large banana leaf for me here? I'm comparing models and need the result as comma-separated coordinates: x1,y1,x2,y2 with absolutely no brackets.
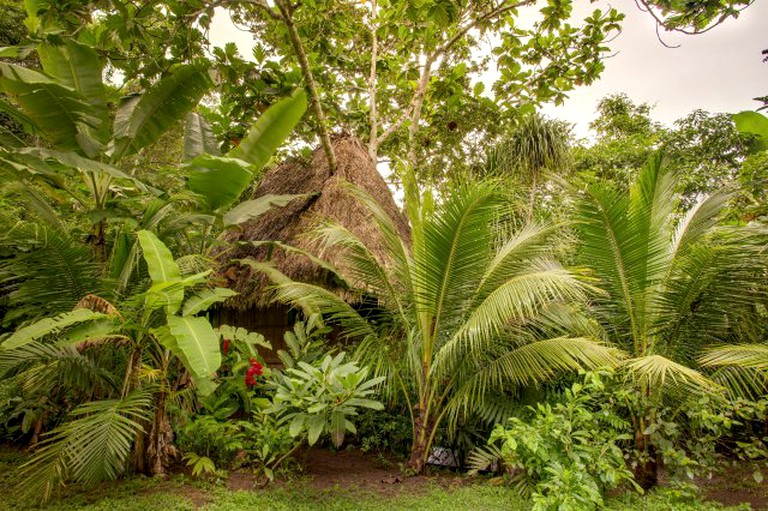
137,230,185,314
183,112,220,160
111,62,213,159
0,63,99,150
136,230,181,284
185,155,254,211
160,316,221,396
37,40,107,113
227,89,307,169
182,288,237,317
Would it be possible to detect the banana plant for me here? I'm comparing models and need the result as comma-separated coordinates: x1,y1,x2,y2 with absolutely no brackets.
0,229,239,500
0,36,213,259
176,89,310,253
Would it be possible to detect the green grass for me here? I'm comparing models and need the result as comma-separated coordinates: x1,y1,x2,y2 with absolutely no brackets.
0,449,753,511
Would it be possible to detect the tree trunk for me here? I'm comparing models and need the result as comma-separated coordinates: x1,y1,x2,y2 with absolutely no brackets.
275,0,337,173
633,424,658,490
144,394,175,476
406,404,429,474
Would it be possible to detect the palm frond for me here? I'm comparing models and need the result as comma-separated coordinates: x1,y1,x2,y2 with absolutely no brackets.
623,354,720,394
17,388,153,502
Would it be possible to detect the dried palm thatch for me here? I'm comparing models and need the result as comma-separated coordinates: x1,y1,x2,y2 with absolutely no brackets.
219,137,410,310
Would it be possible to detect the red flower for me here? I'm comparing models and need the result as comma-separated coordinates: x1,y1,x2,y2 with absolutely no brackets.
222,338,230,355
245,358,264,387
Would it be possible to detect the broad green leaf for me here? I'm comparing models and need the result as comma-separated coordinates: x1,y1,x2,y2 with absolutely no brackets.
733,111,768,153
227,88,307,170
330,412,346,447
289,414,305,437
0,62,99,150
182,288,237,316
183,112,220,160
223,193,306,227
0,96,38,134
306,414,325,445
186,155,254,211
37,40,107,112
2,309,104,350
23,147,152,192
137,230,181,285
112,63,213,159
162,316,221,395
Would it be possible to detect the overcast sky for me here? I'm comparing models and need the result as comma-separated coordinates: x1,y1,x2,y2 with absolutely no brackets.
209,2,767,139
539,1,768,138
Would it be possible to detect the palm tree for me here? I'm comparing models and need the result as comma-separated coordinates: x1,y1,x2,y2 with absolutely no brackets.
246,176,619,473
574,151,768,488
488,113,572,222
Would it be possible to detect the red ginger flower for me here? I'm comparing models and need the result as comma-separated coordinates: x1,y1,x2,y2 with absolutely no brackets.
222,338,230,355
245,358,264,386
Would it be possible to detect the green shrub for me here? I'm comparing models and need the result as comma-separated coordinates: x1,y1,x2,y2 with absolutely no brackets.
487,371,639,511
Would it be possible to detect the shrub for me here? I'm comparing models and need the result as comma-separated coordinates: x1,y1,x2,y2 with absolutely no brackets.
487,371,639,511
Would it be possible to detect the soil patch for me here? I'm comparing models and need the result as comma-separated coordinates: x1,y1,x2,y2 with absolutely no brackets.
225,447,467,496
701,462,768,510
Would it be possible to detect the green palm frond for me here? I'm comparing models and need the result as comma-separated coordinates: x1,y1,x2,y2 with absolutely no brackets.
700,343,768,370
623,354,720,395
1,225,108,325
18,388,153,502
442,337,622,432
0,341,117,396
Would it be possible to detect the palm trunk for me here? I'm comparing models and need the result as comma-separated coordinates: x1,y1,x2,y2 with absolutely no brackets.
633,423,658,490
406,403,430,474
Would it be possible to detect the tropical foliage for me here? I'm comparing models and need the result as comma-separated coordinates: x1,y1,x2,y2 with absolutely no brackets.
575,150,768,487
0,0,766,507
247,176,620,472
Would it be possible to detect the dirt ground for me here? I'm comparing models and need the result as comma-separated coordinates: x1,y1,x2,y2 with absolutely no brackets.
226,448,465,495
225,449,768,509
701,461,768,510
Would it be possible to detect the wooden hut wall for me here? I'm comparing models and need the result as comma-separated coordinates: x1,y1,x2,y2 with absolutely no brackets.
214,305,293,365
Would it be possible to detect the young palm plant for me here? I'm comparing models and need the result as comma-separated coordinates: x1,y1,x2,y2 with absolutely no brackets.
0,231,233,501
245,177,620,473
575,151,768,488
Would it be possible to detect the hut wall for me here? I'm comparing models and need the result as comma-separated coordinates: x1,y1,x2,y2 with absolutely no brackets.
214,305,293,365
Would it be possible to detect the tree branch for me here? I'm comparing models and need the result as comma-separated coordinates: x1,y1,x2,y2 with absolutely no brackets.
368,0,379,161
273,0,337,173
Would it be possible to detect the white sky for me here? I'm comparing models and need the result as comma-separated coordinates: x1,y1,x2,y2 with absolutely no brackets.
209,1,767,139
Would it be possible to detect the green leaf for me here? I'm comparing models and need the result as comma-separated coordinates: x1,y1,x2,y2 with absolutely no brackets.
0,62,100,150
227,88,307,170
306,414,325,446
37,39,107,112
186,155,254,211
2,309,105,350
182,288,237,316
733,111,768,153
137,230,181,285
289,414,305,437
112,63,213,159
23,147,152,192
223,193,306,227
183,112,220,160
162,316,221,395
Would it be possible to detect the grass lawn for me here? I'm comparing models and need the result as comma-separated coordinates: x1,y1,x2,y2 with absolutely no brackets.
0,448,756,511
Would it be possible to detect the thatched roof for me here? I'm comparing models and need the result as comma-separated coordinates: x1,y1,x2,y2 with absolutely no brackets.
220,137,410,310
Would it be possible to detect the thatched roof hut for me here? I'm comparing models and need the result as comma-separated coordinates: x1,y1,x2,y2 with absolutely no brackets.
219,137,410,312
